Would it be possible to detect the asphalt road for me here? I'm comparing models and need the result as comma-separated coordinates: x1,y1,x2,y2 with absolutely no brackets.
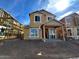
0,39,79,59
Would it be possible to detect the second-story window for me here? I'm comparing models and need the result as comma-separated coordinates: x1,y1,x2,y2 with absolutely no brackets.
48,17,52,21
65,16,72,27
35,16,40,22
0,10,4,17
48,17,52,20
76,16,79,26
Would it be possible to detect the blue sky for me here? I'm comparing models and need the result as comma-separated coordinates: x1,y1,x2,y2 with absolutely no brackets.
0,0,79,25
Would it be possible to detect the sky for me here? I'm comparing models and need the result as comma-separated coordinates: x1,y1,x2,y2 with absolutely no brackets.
0,0,79,25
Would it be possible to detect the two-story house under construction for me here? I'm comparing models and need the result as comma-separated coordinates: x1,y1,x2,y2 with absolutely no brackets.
24,10,64,41
0,8,24,40
60,13,79,39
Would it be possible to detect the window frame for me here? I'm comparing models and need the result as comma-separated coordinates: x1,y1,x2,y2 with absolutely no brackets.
29,28,39,38
47,16,52,21
47,16,54,22
67,28,73,37
77,28,79,35
65,16,73,27
34,14,41,23
0,10,4,17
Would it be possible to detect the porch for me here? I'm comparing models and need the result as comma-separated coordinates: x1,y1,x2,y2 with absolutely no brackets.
40,21,65,41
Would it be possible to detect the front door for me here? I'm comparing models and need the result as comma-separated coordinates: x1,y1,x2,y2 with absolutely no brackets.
48,28,56,39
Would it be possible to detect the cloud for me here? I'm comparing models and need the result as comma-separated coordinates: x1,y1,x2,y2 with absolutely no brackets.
46,0,76,13
57,11,73,20
54,0,70,11
46,0,58,13
76,11,79,14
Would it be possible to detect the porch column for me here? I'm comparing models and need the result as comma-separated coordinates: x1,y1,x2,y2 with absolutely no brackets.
43,25,46,41
62,26,65,41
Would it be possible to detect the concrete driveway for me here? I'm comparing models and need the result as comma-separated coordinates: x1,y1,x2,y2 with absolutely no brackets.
0,39,79,59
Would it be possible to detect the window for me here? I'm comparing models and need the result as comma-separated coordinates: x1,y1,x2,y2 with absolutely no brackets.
3,21,11,27
0,28,5,36
0,10,4,17
13,21,17,24
48,17,52,21
65,16,73,27
35,16,40,22
0,29,1,32
0,19,3,22
30,28,39,37
49,28,55,35
76,16,79,26
77,28,79,35
67,29,72,36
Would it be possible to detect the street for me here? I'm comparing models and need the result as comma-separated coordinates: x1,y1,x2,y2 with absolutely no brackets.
0,39,79,59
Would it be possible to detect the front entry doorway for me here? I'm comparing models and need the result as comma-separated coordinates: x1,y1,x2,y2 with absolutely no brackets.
48,28,56,39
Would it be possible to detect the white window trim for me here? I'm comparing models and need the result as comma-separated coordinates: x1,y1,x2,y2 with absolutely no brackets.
65,17,73,27
65,17,69,27
29,28,39,38
0,11,4,17
48,28,56,38
34,14,41,23
47,16,54,22
66,28,73,37
77,27,79,36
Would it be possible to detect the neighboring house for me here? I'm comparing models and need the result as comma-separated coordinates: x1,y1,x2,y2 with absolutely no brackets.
24,9,64,40
60,13,79,39
0,8,24,40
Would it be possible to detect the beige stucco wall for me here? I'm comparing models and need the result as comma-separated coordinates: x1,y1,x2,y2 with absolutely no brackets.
29,12,55,27
24,28,29,40
24,28,42,40
30,13,42,27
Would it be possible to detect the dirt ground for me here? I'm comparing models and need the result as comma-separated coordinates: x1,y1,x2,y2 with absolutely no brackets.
0,39,79,59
